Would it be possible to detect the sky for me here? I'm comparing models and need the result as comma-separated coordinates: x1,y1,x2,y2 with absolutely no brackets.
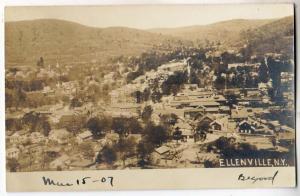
5,4,294,29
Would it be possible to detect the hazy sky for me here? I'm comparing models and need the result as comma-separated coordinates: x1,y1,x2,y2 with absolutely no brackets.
5,4,293,29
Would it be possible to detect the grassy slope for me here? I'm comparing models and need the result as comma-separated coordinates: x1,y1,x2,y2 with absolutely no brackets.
5,19,186,66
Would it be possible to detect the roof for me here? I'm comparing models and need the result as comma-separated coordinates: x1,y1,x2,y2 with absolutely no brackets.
77,130,93,139
7,147,20,153
205,107,219,112
281,125,294,132
190,101,220,107
69,159,94,167
278,131,294,140
11,130,28,136
219,106,230,111
181,129,194,136
184,108,205,113
155,146,170,154
54,155,70,163
238,120,250,126
269,121,281,127
198,114,216,122
231,109,248,119
175,122,192,130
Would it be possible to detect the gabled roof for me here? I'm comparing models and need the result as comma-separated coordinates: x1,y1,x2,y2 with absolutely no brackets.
197,114,216,122
77,130,93,139
205,107,219,112
155,146,170,154
175,122,192,130
281,125,294,132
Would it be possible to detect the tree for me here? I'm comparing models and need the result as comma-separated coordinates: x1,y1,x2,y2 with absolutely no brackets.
65,115,86,136
151,90,162,103
144,122,169,146
160,113,178,127
161,71,187,95
70,97,83,108
142,88,151,102
173,127,182,143
196,121,210,133
141,105,153,122
126,118,142,134
112,117,128,137
116,136,137,167
79,142,95,159
86,117,106,139
14,87,26,110
226,94,238,109
196,121,210,141
214,74,226,90
22,111,51,135
37,56,44,67
137,140,154,166
42,121,51,137
132,91,142,104
7,158,19,172
214,137,233,150
96,145,117,166
258,60,269,83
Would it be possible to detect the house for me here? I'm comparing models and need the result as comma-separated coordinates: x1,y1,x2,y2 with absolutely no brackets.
111,103,141,114
6,147,20,159
196,114,215,125
219,106,230,114
210,117,228,132
76,130,93,143
237,120,256,134
49,155,71,170
184,108,204,119
30,132,45,144
9,130,28,144
231,108,249,121
277,126,294,146
267,121,281,132
190,101,220,108
174,122,194,141
49,128,70,144
23,144,45,155
205,107,220,114
154,146,170,155
280,125,294,133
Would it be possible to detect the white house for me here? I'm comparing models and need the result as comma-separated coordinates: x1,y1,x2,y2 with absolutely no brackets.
6,147,20,159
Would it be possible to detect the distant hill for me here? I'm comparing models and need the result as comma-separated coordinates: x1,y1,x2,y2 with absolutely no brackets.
5,17,294,67
149,19,275,45
240,16,294,56
5,19,186,66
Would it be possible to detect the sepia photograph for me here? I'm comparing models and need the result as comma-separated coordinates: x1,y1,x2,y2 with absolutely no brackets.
4,4,296,191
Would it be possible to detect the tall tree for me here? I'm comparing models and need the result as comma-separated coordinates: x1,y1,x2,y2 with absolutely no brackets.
258,60,269,83
141,105,153,122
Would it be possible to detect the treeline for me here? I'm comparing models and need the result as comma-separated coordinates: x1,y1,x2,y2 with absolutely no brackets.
240,16,294,58
205,136,295,167
6,111,51,137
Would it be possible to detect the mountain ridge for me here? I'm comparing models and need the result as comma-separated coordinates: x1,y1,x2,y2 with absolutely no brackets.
5,16,294,66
